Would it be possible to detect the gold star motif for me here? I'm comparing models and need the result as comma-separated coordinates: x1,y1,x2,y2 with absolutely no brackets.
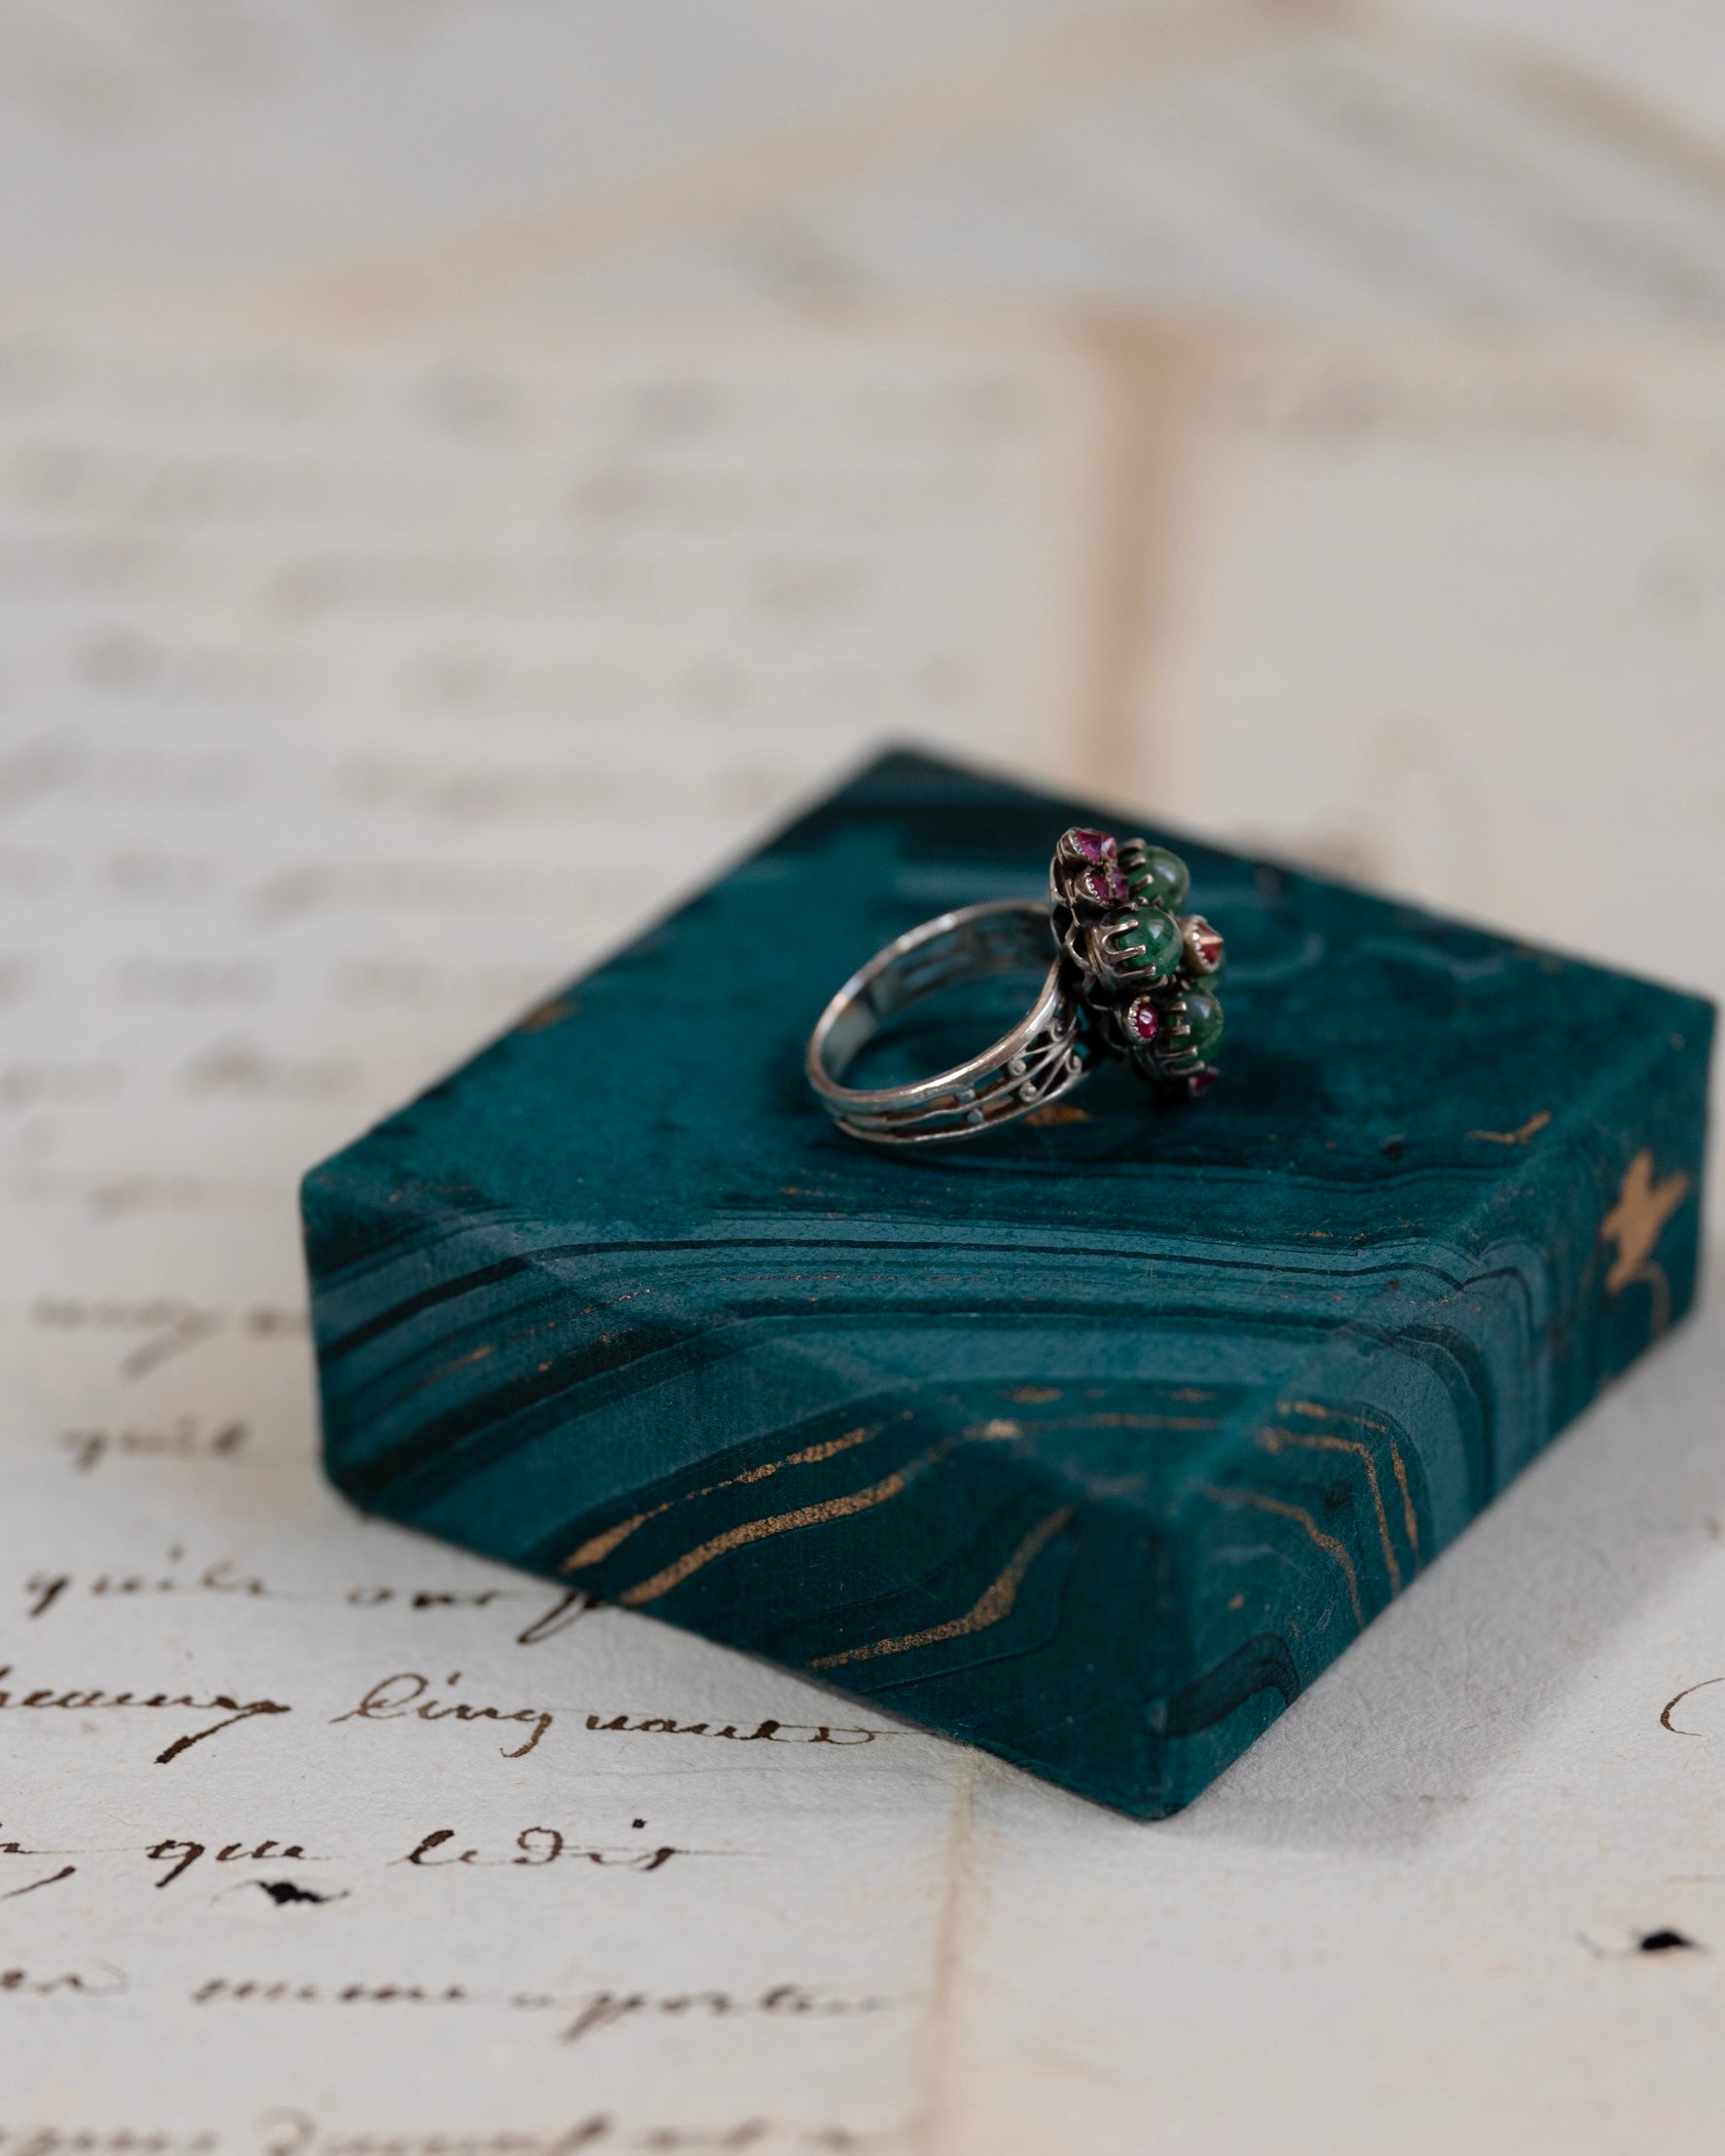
1601,1150,1689,1296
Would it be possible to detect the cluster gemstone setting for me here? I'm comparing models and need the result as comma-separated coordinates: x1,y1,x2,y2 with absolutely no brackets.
1050,825,1225,1093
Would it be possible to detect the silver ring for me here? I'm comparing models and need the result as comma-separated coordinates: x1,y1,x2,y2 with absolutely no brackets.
806,827,1226,1149
805,898,1089,1147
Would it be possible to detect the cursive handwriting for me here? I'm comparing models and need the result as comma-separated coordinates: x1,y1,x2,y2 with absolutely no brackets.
0,2135,216,2156
333,1671,552,1758
0,1959,128,1998
1661,1676,1725,1736
25,1553,267,1619
257,2111,898,2155
22,1553,593,1646
0,2123,898,2156
30,1296,304,1378
0,1823,329,1892
59,1415,248,1473
0,2136,216,2156
331,1673,902,1762
0,1865,76,1901
191,1975,901,2049
583,1712,895,1746
551,1984,899,2048
397,1827,686,1874
349,1584,595,1646
0,1666,290,1764
146,1836,324,1889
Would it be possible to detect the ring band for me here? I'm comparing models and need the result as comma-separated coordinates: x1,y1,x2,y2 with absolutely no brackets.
804,898,1088,1147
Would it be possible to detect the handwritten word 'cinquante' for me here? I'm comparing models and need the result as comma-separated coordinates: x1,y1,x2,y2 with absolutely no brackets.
190,1977,901,2049
330,1673,899,1759
332,1672,552,1758
0,1667,290,1764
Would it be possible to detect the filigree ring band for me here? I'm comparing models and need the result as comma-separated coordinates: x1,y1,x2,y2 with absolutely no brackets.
804,898,1088,1147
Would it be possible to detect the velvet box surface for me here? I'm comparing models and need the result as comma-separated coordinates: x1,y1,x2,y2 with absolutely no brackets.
302,749,1711,1816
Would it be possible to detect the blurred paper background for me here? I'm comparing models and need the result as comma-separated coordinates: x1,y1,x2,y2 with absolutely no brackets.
8,6,1725,2151
10,0,1725,1118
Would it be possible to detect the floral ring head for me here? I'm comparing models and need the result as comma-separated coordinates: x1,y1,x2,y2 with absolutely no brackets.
1050,826,1225,1096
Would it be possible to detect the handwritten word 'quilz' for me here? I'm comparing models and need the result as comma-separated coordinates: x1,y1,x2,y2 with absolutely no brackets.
59,1417,248,1474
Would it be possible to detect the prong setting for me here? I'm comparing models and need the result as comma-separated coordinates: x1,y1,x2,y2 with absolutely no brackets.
1050,825,1225,1094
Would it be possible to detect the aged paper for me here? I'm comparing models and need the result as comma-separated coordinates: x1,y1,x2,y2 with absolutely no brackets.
0,311,1113,2143
14,2,1725,333
1121,326,1725,1075
3,307,1725,2153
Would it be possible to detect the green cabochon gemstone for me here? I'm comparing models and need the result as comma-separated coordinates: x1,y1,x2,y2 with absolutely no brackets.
303,749,1712,1818
1127,845,1191,911
1119,907,1185,976
1169,986,1225,1059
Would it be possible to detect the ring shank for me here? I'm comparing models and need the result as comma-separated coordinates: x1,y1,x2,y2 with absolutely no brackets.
806,898,1088,1146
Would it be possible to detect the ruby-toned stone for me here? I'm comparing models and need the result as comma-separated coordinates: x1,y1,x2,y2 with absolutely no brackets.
1069,827,1118,863
1084,863,1130,905
1187,1067,1220,1096
1126,996,1160,1046
1183,915,1224,973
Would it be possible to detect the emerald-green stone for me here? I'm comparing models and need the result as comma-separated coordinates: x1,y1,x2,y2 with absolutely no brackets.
1119,908,1184,977
1126,846,1190,911
1170,987,1225,1058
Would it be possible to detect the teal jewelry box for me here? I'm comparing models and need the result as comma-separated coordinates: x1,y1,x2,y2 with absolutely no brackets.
302,749,1711,1816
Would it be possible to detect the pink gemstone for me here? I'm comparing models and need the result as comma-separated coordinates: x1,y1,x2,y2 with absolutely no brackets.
1085,864,1130,905
1188,1067,1219,1095
1069,827,1118,863
1184,916,1224,973
1127,996,1159,1045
